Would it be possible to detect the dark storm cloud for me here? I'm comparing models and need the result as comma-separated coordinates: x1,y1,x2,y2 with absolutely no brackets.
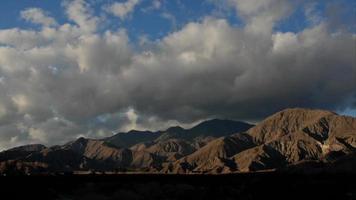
0,0,354,149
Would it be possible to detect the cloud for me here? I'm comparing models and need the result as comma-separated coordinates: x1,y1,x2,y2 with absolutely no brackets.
28,127,47,143
68,30,132,72
142,0,163,12
21,8,58,27
105,0,141,20
28,117,83,144
121,108,139,132
161,12,177,30
0,0,354,149
120,108,201,132
11,94,31,113
228,0,293,34
0,29,48,50
63,0,99,33
0,103,7,119
304,2,323,26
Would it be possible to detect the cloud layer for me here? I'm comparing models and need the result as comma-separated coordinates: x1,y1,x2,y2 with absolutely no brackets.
0,0,354,149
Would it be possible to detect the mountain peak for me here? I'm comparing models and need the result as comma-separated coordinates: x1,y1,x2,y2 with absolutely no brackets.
165,126,185,133
64,137,90,150
127,130,145,134
191,118,253,131
247,108,339,144
72,137,89,144
106,129,161,148
186,119,254,138
276,107,336,116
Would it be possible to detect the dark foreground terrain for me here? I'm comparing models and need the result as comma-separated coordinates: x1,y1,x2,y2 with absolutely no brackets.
0,172,355,200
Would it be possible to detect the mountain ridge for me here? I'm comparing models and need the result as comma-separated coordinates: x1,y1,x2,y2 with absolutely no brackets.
0,108,355,175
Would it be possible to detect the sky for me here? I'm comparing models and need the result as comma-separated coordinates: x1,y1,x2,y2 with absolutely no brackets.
0,0,355,150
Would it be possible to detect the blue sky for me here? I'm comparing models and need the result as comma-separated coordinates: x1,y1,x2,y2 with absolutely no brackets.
0,0,215,41
1,0,353,41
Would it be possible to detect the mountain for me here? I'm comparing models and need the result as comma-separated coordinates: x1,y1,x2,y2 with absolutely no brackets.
163,108,356,173
0,108,355,175
172,133,255,173
247,108,336,143
0,144,46,162
104,119,253,149
233,108,356,172
156,119,253,142
105,130,161,148
189,119,253,137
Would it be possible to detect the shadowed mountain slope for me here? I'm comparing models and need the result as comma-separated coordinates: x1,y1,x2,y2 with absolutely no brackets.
105,130,161,148
156,119,253,142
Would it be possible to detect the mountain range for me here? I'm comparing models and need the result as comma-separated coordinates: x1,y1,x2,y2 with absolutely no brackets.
0,108,355,175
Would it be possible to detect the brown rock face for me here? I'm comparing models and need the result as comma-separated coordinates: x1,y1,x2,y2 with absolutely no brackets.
167,108,355,173
247,108,336,144
232,108,356,172
63,138,133,166
176,133,255,171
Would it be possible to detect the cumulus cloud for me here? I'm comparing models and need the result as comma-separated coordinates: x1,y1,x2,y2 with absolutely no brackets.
0,0,354,149
21,8,58,27
228,0,293,34
63,0,99,33
105,0,141,20
123,18,354,121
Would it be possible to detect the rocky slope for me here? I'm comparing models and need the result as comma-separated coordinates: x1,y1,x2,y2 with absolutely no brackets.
0,108,355,174
162,108,356,173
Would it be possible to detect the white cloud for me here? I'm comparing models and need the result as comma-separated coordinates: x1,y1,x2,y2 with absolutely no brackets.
0,29,48,50
64,0,99,33
227,0,293,34
272,32,299,53
67,30,131,72
11,95,31,113
122,108,139,131
29,127,47,143
106,0,140,20
21,8,58,27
